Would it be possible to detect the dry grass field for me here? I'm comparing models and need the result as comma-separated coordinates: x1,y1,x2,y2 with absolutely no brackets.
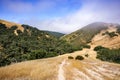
0,48,120,80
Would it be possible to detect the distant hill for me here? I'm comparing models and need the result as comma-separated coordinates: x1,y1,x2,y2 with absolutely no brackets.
61,22,120,48
44,30,65,38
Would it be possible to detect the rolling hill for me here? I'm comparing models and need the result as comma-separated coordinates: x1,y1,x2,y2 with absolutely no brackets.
61,22,120,48
61,22,120,64
0,48,120,80
0,19,75,67
0,20,120,80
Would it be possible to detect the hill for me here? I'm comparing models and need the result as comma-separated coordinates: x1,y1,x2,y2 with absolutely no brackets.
44,30,65,38
0,19,24,31
91,24,120,49
0,20,120,80
61,22,120,64
0,19,76,67
0,48,120,80
61,22,120,48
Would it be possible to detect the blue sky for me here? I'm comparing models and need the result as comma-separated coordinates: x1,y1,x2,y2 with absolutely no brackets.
0,0,120,33
0,0,82,21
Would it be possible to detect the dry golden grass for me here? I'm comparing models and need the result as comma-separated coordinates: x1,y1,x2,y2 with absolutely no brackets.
0,57,63,80
91,26,120,49
0,19,24,32
0,48,120,80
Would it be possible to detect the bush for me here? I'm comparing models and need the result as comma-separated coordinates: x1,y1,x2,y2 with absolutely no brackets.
95,46,120,64
108,32,118,37
80,44,91,49
94,46,106,51
85,54,89,57
102,31,118,37
68,56,74,59
75,55,84,60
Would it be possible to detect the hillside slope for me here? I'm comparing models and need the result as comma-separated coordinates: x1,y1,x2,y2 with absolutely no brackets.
0,20,120,80
90,24,120,49
61,22,108,46
0,19,74,67
0,48,120,80
61,22,120,48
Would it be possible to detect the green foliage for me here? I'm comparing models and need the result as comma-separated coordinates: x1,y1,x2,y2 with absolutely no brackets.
75,55,84,60
102,31,118,37
68,56,74,59
81,44,91,49
62,22,108,47
94,46,120,64
0,23,82,67
94,46,107,51
10,26,17,30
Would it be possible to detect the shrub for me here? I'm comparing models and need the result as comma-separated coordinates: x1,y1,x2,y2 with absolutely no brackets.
108,32,118,37
94,46,106,51
84,45,91,49
94,45,120,64
75,55,84,60
96,48,120,64
68,56,74,59
85,54,89,57
102,31,118,37
80,44,91,49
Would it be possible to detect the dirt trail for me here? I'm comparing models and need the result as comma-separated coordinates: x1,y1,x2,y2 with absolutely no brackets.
58,60,66,80
59,59,120,80
57,48,120,80
0,48,120,80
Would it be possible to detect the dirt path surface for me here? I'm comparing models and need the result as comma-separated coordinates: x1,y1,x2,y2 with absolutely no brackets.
57,48,120,80
58,60,66,80
58,58,120,80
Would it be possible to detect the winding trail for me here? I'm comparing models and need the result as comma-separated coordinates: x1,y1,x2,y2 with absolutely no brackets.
0,49,120,80
57,49,120,80
58,60,66,80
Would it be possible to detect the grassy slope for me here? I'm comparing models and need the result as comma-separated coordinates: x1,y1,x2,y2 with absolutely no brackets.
0,48,120,80
91,26,120,49
0,20,120,80
61,22,108,47
0,19,73,67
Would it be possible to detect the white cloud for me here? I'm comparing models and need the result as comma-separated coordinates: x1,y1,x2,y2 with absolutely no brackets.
22,0,120,33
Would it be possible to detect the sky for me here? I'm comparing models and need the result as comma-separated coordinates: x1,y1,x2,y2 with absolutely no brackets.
0,0,120,33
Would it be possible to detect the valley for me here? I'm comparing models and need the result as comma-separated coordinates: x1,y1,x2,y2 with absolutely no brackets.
0,19,120,80
0,0,120,80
